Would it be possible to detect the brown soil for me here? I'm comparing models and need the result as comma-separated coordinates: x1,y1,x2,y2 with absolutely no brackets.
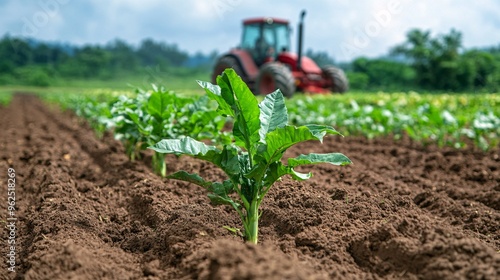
1,94,499,280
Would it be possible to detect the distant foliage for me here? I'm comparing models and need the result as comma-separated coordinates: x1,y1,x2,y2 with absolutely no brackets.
351,57,415,91
1,30,499,92
41,86,231,177
345,29,500,93
390,29,500,92
0,35,213,85
287,93,499,150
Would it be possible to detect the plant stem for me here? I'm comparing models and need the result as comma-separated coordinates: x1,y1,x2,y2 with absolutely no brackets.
245,199,259,244
152,152,167,177
126,142,135,161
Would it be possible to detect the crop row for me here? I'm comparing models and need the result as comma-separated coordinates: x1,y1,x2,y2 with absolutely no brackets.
40,69,353,244
40,86,499,154
41,86,231,176
287,92,499,150
34,71,499,243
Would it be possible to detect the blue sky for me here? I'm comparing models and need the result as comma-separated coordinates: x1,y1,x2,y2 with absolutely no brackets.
1,0,500,62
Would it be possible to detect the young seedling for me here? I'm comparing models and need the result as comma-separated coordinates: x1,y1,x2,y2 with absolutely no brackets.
149,69,352,244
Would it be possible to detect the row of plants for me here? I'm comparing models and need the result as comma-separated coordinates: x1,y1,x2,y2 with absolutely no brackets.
150,69,352,243
41,86,231,177
33,85,500,154
40,69,353,244
23,83,500,152
36,72,498,244
287,92,499,150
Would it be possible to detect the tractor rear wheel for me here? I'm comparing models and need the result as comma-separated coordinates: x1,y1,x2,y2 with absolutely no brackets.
255,62,295,97
212,56,244,84
322,66,349,93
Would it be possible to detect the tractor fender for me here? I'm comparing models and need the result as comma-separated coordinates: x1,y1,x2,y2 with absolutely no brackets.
227,49,259,80
277,52,322,74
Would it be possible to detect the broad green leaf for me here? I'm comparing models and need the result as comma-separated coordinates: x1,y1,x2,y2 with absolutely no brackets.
208,180,238,206
149,136,241,179
197,80,234,117
147,90,172,120
216,73,236,108
167,170,213,188
126,110,141,125
247,163,308,194
258,90,288,142
260,162,287,188
303,124,343,142
219,69,261,154
287,168,311,180
259,125,342,163
245,161,267,181
263,153,352,187
255,162,311,192
150,136,218,155
207,193,237,206
288,153,352,167
168,171,237,206
216,144,241,177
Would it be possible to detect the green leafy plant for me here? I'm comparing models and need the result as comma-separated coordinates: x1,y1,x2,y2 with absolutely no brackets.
111,91,149,161
60,93,118,138
112,85,231,176
287,92,499,150
149,69,351,244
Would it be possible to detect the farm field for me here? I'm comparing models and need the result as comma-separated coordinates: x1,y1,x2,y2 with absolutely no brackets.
0,87,499,279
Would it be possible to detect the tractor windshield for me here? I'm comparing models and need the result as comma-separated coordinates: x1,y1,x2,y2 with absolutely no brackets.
241,21,290,64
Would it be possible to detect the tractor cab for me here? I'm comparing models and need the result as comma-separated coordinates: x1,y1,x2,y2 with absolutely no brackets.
241,18,290,66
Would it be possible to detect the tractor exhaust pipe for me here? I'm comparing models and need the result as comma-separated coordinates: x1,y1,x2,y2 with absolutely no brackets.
297,10,306,71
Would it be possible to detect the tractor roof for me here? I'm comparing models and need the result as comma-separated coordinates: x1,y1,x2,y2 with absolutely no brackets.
243,17,289,25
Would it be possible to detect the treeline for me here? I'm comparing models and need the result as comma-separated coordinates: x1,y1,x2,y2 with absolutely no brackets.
1,28,499,92
346,29,500,92
0,35,217,86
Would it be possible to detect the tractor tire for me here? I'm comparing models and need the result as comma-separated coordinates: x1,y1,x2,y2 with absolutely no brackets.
255,62,296,97
211,56,244,84
322,66,349,93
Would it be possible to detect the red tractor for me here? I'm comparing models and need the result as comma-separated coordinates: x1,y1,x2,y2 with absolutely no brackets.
212,10,348,97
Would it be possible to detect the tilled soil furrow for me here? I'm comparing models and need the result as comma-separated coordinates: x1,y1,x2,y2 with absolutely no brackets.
1,95,37,279
278,137,500,278
318,136,500,250
1,95,147,279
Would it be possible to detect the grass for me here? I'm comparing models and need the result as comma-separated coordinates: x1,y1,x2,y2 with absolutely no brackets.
0,71,208,97
49,73,208,93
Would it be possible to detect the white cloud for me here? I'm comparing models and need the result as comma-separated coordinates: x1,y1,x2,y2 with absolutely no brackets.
0,0,499,61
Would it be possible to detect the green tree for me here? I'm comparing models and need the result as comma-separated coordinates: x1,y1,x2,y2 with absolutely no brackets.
391,29,433,87
137,39,188,68
0,37,16,73
106,39,140,74
56,45,112,78
392,28,465,91
351,57,415,90
431,29,462,90
5,37,33,67
460,50,500,91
